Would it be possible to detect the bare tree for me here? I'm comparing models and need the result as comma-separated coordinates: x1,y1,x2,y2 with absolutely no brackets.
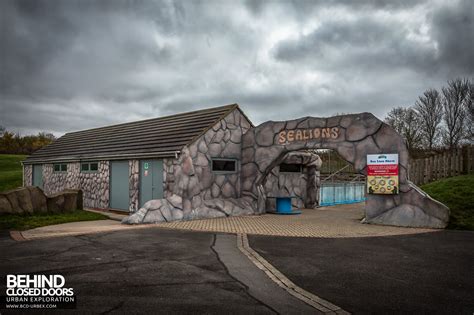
441,78,470,149
385,107,422,152
384,107,405,134
415,89,443,150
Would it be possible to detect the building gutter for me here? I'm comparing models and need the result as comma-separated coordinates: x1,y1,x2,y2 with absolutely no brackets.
22,150,182,165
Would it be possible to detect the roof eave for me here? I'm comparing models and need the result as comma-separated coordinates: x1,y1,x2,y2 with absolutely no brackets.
22,150,181,164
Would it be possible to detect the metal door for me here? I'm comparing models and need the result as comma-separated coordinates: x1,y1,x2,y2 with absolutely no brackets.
32,164,43,188
110,160,129,211
140,159,163,207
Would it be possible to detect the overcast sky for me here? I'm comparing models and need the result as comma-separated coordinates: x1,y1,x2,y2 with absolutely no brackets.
1,0,473,136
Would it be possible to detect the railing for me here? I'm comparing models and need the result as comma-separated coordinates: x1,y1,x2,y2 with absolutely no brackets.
319,181,366,206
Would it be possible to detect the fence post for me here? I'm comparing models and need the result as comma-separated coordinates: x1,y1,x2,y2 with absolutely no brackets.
424,158,428,184
471,146,474,173
462,146,468,174
428,156,433,183
454,149,458,176
457,148,462,176
443,151,447,178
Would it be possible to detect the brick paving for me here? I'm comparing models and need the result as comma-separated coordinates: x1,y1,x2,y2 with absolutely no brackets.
155,203,435,238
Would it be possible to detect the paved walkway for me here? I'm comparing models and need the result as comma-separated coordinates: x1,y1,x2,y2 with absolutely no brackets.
17,203,435,240
154,203,435,238
19,220,154,240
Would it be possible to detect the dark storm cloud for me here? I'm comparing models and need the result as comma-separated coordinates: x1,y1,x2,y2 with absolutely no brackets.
431,0,474,75
273,0,473,75
245,0,427,16
2,0,177,99
1,0,473,136
273,17,437,73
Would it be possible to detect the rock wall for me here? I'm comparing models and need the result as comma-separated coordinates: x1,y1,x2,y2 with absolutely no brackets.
265,168,308,210
186,108,252,201
23,165,33,186
40,161,109,209
43,163,81,195
123,108,254,224
264,151,321,210
129,160,139,212
241,113,449,228
163,158,177,198
79,161,109,209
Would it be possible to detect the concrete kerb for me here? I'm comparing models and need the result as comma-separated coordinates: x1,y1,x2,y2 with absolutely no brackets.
237,233,350,314
84,208,127,221
9,230,27,242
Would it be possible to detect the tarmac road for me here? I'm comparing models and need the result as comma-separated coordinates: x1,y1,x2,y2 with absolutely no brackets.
0,229,275,314
249,230,474,314
2,227,473,314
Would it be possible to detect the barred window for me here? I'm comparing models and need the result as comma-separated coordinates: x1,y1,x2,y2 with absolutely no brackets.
279,163,302,173
211,159,237,173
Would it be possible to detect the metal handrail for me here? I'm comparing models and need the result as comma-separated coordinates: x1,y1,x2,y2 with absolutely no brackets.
321,164,350,182
350,174,365,183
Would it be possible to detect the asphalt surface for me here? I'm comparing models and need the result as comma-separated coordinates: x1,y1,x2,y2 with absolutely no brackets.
213,234,317,314
0,229,275,314
250,230,474,314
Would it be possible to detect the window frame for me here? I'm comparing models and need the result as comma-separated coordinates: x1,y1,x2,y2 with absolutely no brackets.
211,158,238,174
81,162,99,173
53,163,68,173
279,163,303,174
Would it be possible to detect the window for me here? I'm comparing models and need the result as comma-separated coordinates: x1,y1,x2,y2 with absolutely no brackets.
279,163,302,173
53,163,67,172
81,162,99,172
211,159,237,173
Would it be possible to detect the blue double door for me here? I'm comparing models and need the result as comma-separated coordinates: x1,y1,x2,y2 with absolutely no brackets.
139,159,163,208
109,159,163,211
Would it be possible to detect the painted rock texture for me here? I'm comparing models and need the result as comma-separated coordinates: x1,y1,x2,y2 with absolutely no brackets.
0,187,83,215
122,194,254,224
264,151,321,210
241,113,449,229
123,111,449,229
41,161,109,209
123,108,255,224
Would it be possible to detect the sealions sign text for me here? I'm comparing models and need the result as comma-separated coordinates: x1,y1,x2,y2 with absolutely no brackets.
367,154,399,194
278,127,340,144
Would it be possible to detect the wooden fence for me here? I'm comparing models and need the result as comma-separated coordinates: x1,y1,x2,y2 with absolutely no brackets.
409,145,474,185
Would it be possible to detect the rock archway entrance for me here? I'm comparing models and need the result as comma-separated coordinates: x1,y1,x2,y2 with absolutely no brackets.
240,113,449,228
260,150,322,211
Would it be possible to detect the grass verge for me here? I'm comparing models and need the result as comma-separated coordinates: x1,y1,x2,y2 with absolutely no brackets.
421,174,474,231
0,210,108,231
0,154,28,192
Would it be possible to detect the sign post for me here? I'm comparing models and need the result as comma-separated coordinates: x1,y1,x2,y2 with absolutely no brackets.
367,154,399,194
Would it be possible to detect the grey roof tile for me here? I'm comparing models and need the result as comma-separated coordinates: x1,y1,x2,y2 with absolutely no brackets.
24,104,240,163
